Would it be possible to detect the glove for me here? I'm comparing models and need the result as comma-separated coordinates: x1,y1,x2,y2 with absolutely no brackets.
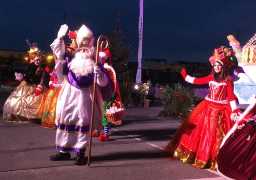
45,67,53,74
35,85,43,96
181,68,187,79
49,84,55,90
50,71,57,77
94,66,102,75
57,24,68,40
15,72,23,81
230,109,242,121
110,92,118,102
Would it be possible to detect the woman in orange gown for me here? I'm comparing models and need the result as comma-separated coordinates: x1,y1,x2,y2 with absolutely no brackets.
41,66,61,129
162,46,239,169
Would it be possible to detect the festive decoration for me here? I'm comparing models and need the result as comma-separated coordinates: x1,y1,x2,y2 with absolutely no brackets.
209,46,235,68
105,14,132,105
159,83,195,120
26,39,43,63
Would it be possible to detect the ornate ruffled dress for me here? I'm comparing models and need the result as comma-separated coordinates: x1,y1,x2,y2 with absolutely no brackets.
217,122,256,180
41,71,61,129
3,63,47,123
162,75,236,169
217,96,256,180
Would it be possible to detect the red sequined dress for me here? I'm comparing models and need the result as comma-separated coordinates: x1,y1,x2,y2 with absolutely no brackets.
162,75,236,169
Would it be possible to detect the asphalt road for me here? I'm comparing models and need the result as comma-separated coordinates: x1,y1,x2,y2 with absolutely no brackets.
0,92,224,180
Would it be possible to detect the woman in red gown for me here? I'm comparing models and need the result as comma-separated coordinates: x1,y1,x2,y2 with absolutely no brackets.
162,47,239,169
217,95,256,180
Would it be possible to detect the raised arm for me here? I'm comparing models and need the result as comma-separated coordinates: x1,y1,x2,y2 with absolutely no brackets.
50,24,68,61
181,68,213,85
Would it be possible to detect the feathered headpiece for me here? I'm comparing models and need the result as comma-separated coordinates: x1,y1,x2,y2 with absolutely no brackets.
26,39,43,63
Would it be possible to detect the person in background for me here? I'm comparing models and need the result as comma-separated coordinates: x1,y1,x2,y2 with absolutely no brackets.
41,55,62,129
3,41,47,123
217,93,256,180
92,49,123,141
145,80,155,106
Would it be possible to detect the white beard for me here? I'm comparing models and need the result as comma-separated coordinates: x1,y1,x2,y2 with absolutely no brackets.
68,47,95,77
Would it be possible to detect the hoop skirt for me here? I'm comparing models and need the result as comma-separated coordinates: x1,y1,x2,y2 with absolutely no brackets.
217,122,256,180
162,99,235,169
41,87,61,129
3,81,47,123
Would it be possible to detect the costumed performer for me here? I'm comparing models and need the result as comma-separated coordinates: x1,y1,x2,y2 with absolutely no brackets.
92,49,124,141
41,55,62,129
3,41,48,123
49,24,114,165
217,94,256,180
145,79,155,106
162,46,240,169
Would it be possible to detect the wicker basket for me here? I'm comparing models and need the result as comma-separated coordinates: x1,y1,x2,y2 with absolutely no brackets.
105,101,126,125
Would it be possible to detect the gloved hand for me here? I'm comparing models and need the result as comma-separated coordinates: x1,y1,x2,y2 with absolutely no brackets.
35,85,43,96
45,67,53,74
49,84,55,90
110,92,118,102
15,72,23,81
230,109,242,121
94,66,102,75
57,24,68,40
50,71,57,77
181,68,187,79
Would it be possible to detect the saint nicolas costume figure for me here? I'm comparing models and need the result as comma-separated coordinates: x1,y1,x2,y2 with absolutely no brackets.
49,24,114,165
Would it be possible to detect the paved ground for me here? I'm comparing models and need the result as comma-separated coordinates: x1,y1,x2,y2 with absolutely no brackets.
0,92,224,180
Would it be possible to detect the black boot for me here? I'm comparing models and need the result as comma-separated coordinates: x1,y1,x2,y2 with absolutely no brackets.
50,152,71,161
74,152,86,165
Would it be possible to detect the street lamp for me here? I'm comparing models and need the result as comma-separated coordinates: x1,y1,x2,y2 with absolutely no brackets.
47,55,53,63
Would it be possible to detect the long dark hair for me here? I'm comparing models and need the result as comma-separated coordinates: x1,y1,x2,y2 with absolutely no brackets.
212,62,228,82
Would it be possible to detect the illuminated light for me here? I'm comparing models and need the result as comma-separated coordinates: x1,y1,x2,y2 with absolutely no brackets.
47,55,53,60
134,84,139,90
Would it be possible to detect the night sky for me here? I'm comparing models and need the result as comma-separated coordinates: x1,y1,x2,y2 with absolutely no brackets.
1,0,256,63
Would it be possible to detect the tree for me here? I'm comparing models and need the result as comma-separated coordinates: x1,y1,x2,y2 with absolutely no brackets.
105,13,133,105
159,83,195,120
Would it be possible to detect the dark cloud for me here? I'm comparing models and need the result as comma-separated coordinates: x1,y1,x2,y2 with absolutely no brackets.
1,0,256,63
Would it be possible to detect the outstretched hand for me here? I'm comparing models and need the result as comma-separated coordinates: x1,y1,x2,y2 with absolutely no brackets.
57,24,68,40
94,66,102,75
181,68,187,79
